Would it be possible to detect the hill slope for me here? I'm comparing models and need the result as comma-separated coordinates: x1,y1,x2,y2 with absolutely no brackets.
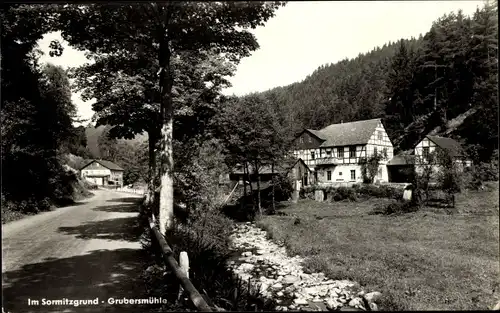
258,3,497,161
84,126,148,158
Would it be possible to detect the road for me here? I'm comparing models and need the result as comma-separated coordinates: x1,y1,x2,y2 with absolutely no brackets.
2,189,155,313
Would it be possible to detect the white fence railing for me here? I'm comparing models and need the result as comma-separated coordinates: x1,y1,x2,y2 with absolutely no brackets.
114,187,146,195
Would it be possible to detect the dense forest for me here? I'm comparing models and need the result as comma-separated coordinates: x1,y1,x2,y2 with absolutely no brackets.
1,5,94,217
259,3,498,163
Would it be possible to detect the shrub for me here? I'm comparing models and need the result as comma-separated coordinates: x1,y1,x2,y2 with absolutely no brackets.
142,204,275,311
379,185,404,200
272,174,294,201
300,186,316,199
329,187,357,202
465,162,499,190
356,184,403,200
370,200,418,215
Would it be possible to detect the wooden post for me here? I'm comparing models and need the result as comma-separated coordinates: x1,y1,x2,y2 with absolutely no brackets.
222,182,239,206
493,300,500,310
177,251,189,301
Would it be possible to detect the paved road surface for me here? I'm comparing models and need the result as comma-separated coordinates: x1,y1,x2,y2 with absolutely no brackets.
2,190,154,313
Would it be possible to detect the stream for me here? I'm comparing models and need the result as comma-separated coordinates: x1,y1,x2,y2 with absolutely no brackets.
227,222,381,311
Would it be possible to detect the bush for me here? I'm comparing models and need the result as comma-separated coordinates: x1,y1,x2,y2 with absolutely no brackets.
142,203,275,311
465,162,499,190
328,187,357,202
351,184,404,200
272,174,294,201
300,185,316,199
370,200,418,215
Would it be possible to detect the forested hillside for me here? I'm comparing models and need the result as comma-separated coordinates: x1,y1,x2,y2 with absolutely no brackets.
260,3,498,162
84,125,148,159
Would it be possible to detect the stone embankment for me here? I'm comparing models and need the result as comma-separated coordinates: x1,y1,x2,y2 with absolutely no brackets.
228,222,382,311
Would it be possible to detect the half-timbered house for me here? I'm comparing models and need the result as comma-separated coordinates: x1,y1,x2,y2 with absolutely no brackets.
292,118,394,185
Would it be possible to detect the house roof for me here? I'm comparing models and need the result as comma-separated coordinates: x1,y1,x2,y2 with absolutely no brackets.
308,118,382,147
425,135,464,157
306,129,327,140
80,159,124,171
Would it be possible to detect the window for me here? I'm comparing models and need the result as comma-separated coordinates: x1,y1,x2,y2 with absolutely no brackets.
299,137,304,144
349,146,356,158
382,147,387,158
378,131,383,141
311,151,315,160
350,170,355,181
338,147,344,158
373,147,378,156
326,149,331,157
339,172,343,176
423,147,430,160
327,171,332,181
308,136,312,143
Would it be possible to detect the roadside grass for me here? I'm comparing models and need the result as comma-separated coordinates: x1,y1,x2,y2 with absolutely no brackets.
1,205,30,224
1,174,95,225
256,182,500,311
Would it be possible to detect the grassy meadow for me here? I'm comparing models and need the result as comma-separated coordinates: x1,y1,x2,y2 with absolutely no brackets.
256,182,499,310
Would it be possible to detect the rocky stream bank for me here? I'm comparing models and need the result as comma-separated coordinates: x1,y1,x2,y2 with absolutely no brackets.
227,222,382,311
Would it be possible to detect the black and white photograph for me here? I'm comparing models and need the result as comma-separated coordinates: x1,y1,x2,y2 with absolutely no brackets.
1,1,499,312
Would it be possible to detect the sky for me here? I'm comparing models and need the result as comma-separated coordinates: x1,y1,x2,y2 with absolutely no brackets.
37,1,484,124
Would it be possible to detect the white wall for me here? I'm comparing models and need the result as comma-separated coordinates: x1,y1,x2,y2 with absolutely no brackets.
316,165,364,183
316,164,389,184
366,121,394,163
414,137,437,162
293,148,321,169
81,169,111,177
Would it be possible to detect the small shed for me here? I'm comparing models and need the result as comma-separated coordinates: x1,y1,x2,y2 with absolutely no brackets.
387,153,415,183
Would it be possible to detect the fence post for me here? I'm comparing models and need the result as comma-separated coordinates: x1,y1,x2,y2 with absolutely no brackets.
177,251,189,301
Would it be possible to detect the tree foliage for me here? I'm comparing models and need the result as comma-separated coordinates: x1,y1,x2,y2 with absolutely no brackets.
1,5,83,211
360,150,388,184
216,93,291,215
54,2,285,233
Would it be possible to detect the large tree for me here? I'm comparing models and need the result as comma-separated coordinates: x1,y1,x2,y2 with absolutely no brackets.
72,47,235,208
217,93,290,216
55,2,285,234
1,5,81,207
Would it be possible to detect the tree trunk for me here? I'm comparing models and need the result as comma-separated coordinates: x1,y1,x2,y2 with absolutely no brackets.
158,27,174,235
242,163,247,210
145,131,157,210
244,162,255,211
256,162,262,218
272,162,275,213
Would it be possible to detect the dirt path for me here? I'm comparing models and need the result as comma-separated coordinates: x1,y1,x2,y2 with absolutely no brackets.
2,190,155,313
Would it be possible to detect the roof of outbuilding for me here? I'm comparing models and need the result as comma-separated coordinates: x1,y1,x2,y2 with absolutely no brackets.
306,129,327,140
231,158,310,175
80,159,124,171
426,135,464,157
387,154,416,166
310,118,382,147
